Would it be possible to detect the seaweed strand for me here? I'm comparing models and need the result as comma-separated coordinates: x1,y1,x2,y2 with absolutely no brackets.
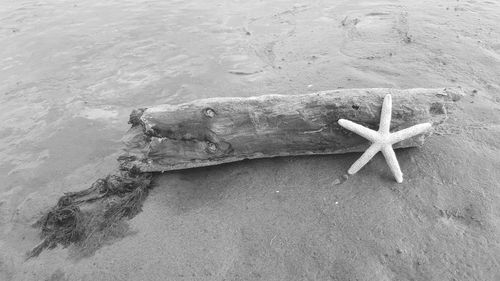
27,169,153,259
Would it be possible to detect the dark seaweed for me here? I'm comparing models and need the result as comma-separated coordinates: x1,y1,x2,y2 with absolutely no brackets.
27,170,153,259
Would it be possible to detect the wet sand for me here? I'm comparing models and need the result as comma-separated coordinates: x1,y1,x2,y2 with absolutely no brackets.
1,0,499,280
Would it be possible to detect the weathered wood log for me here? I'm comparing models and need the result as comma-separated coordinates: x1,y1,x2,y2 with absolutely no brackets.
119,88,463,172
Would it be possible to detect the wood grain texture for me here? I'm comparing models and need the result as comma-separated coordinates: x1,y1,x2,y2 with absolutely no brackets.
119,88,463,172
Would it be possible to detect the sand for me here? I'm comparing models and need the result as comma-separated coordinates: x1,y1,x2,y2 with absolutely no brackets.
0,0,499,280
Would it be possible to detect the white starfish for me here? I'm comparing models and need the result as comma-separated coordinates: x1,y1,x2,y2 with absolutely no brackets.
338,94,432,183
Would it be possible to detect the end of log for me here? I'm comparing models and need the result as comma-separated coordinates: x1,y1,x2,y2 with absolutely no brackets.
128,108,147,126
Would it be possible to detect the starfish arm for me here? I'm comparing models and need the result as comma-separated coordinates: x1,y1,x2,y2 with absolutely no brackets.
381,145,403,183
390,123,432,144
338,119,380,142
379,94,392,133
347,143,381,175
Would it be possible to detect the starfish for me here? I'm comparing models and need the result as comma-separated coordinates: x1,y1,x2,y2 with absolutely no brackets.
338,94,432,183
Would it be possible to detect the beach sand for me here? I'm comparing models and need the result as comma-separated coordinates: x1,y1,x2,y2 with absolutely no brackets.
0,0,499,280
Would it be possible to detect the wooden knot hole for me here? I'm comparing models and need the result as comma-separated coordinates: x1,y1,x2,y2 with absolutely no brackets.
204,108,216,118
206,141,218,153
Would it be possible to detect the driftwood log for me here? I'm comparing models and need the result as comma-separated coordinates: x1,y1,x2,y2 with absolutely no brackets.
119,88,463,172
29,87,463,258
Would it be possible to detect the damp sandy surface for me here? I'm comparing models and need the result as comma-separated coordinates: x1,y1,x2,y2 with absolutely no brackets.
0,0,499,280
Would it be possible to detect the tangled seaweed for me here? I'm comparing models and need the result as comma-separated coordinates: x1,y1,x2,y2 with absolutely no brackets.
27,168,152,259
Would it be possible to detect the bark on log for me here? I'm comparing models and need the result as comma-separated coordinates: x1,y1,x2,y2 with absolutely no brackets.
119,88,463,172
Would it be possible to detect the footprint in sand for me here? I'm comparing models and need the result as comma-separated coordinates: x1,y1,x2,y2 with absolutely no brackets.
340,9,411,59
